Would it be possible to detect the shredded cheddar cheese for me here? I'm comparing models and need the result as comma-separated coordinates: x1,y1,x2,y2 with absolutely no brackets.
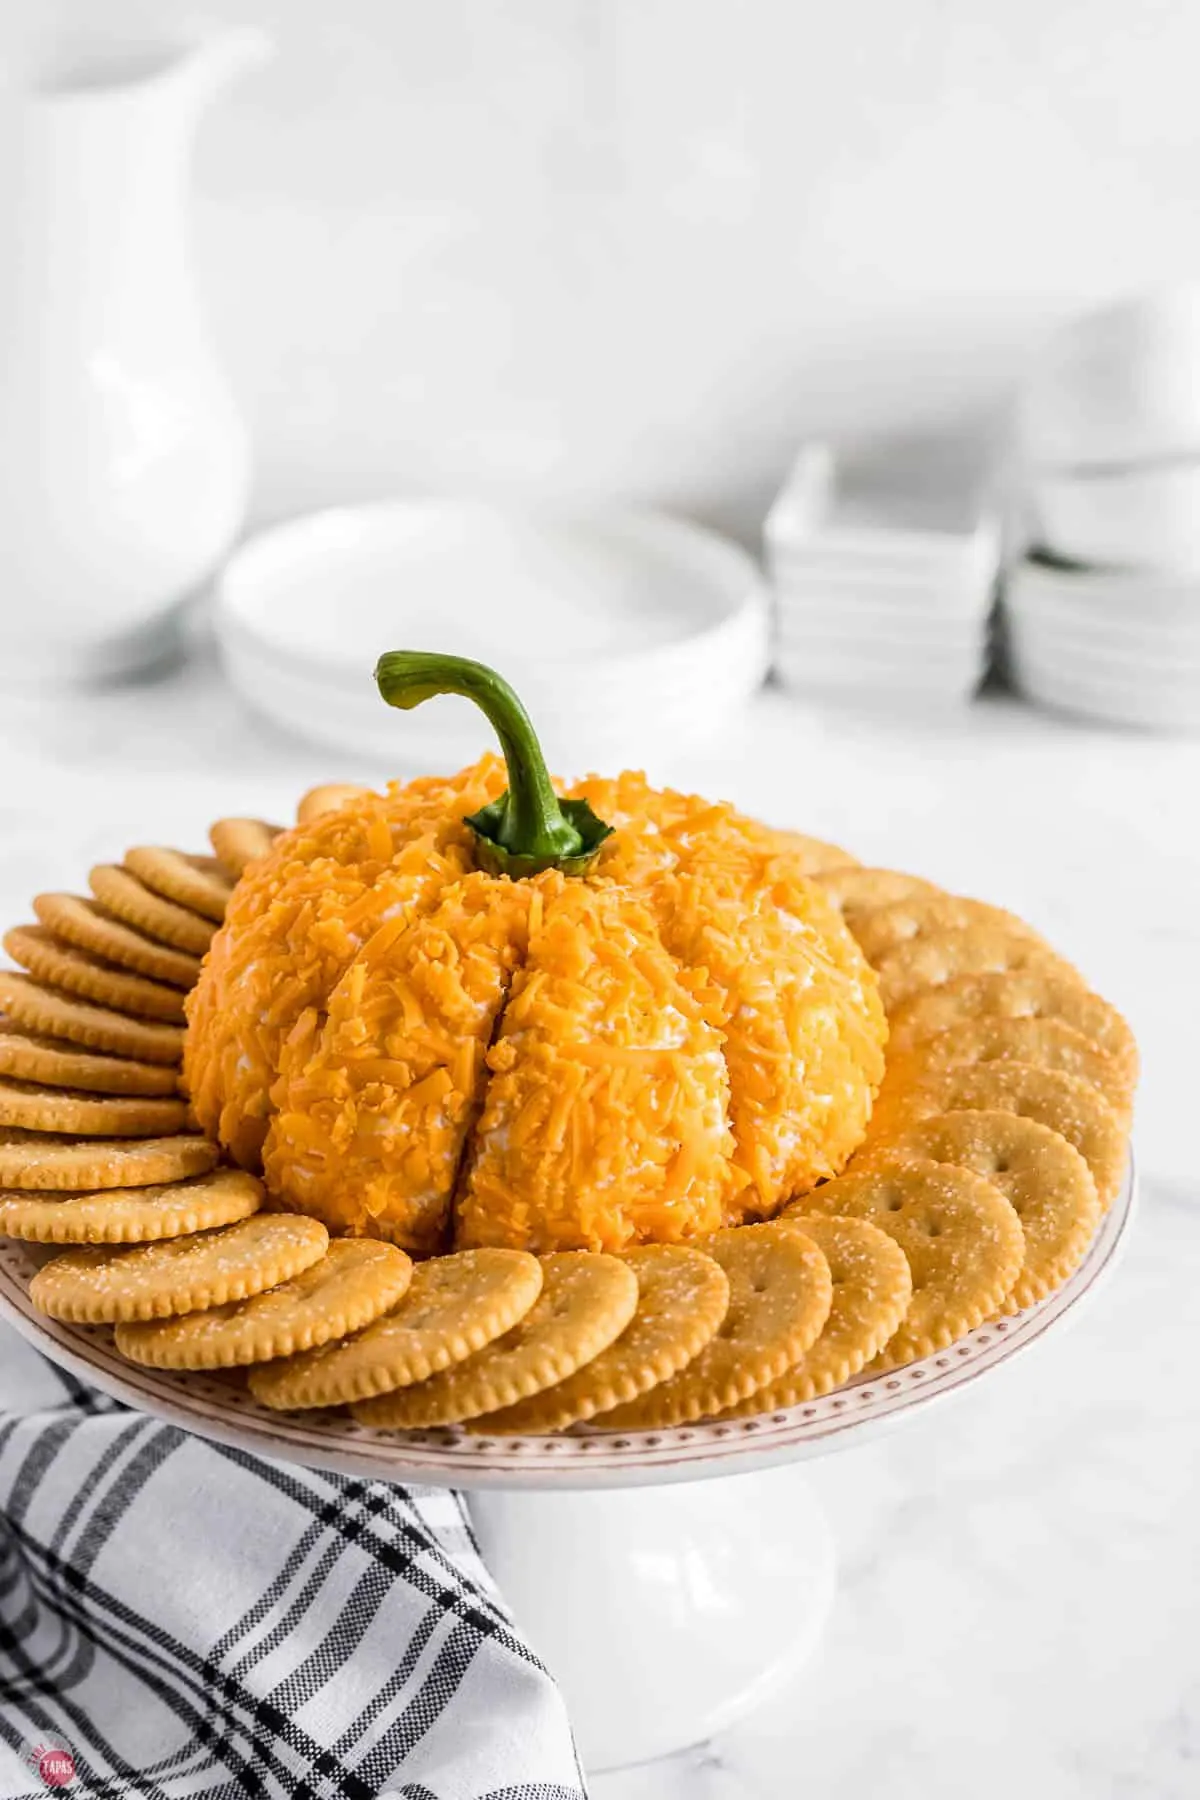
184,760,887,1253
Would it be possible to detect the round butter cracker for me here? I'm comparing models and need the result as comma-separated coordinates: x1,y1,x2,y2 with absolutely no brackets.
724,1214,912,1411
868,1060,1127,1207
887,969,1138,1090
595,1222,833,1430
0,1077,187,1138
852,895,1047,967
296,784,373,825
875,926,1082,1015
115,1238,411,1368
813,866,941,919
89,865,216,956
30,1212,329,1323
249,1247,543,1411
33,893,200,990
123,848,233,924
858,1108,1102,1312
4,925,185,1023
474,1244,731,1434
353,1252,637,1429
880,1014,1134,1122
0,1169,263,1244
799,1157,1025,1365
772,830,860,874
0,973,184,1066
0,1025,179,1097
0,1129,217,1192
209,818,283,879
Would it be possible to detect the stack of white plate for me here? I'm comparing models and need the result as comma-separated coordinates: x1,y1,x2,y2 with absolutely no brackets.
766,444,1000,708
214,501,770,774
1004,559,1200,733
1007,288,1200,730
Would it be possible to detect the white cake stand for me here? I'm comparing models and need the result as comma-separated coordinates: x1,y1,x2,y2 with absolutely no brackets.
0,1162,1135,1774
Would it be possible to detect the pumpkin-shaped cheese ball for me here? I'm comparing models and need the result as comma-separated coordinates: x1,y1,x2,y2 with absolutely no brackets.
185,654,886,1255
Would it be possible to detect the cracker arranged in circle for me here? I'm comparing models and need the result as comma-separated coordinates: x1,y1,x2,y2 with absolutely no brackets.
799,1158,1024,1364
851,895,1047,967
875,926,1082,1015
0,1077,187,1139
594,1222,833,1430
859,1109,1100,1312
209,818,282,878
30,1213,330,1324
4,926,186,1023
888,968,1138,1088
123,848,233,923
33,894,201,990
0,1130,217,1192
473,1245,731,1435
296,783,371,824
772,830,859,874
353,1252,638,1429
249,1248,543,1411
88,865,216,956
868,1060,1126,1207
722,1215,913,1412
0,973,184,1066
881,1014,1134,1122
0,1169,263,1244
812,866,941,919
115,1238,412,1369
0,1025,179,1097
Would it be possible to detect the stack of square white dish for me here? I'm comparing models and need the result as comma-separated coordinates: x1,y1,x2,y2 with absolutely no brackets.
765,443,1001,708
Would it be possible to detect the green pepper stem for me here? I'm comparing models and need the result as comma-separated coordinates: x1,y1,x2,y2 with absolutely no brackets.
374,651,612,876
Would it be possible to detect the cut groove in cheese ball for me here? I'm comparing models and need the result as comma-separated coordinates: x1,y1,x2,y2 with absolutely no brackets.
456,881,734,1254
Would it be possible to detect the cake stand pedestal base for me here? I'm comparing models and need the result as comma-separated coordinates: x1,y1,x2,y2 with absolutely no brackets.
469,1462,836,1773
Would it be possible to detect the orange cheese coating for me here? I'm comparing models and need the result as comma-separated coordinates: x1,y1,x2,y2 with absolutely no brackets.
456,880,734,1254
568,773,887,1217
184,760,507,1166
263,873,535,1253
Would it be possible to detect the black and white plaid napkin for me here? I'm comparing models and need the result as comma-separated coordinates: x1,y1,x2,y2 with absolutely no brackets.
0,1323,586,1800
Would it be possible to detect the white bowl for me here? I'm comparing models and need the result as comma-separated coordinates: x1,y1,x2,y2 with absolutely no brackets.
215,501,769,770
1019,286,1200,469
1030,463,1200,571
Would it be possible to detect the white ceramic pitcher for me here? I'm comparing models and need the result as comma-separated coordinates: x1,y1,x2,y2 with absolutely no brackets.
0,28,272,686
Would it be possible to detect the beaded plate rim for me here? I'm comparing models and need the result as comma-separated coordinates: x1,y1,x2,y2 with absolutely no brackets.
0,1157,1135,1491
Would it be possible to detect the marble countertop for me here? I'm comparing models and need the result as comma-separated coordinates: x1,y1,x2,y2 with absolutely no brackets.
1,649,1196,1800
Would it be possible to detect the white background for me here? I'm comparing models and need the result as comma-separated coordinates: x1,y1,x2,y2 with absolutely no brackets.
11,0,1200,536
2,7,1199,1795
